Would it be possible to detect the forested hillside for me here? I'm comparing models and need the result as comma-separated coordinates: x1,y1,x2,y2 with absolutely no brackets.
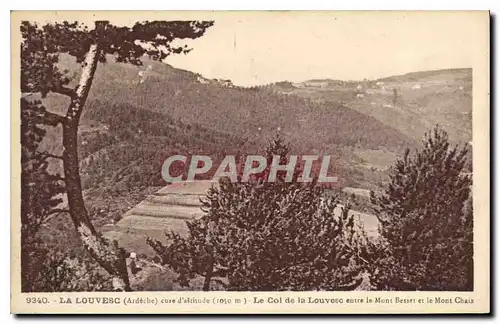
31,59,473,230
33,56,423,199
268,68,472,145
59,55,416,153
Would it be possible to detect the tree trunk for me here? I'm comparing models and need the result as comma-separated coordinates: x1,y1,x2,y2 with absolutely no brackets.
203,267,213,291
202,255,214,291
62,21,130,291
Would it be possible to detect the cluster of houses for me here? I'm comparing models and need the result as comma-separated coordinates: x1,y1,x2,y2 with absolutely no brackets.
353,80,426,104
196,74,235,88
135,66,236,89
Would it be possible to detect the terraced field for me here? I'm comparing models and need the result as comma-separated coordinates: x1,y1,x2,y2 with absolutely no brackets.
102,181,380,257
102,181,211,256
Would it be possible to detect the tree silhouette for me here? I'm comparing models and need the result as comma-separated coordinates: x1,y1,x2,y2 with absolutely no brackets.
21,98,66,291
148,137,372,291
370,126,473,290
392,88,398,107
20,19,213,290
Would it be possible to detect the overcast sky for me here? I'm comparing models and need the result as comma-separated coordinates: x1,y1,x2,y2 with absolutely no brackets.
163,11,486,86
18,11,487,86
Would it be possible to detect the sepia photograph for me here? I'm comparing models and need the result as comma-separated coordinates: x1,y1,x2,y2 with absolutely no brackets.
10,10,490,314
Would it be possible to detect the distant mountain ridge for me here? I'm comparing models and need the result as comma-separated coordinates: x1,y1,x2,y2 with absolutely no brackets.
377,68,471,82
268,68,472,145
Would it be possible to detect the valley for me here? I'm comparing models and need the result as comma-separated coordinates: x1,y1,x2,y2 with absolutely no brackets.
34,58,472,290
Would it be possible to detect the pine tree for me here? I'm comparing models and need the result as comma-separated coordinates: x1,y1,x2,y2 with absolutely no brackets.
20,19,213,290
370,127,473,290
148,137,372,291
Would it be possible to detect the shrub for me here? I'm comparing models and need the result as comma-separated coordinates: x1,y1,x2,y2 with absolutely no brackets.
22,242,113,292
147,137,372,291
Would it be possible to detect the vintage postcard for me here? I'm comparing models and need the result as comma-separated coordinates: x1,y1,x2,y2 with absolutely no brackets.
11,11,490,314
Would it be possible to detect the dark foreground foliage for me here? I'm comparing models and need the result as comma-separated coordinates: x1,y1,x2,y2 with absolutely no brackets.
21,18,214,291
148,138,373,291
21,98,111,291
22,85,473,292
149,128,473,291
370,127,473,291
